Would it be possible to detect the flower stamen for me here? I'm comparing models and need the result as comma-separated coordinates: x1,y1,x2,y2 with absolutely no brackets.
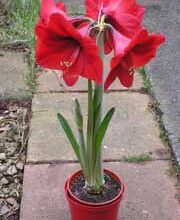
97,2,104,24
60,61,73,68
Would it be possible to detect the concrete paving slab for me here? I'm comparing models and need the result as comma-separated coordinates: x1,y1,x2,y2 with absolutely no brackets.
37,70,143,93
27,92,167,162
0,50,32,100
37,54,143,93
20,161,180,220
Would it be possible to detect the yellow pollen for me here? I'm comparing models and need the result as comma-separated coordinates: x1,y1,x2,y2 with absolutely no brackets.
129,66,135,75
60,61,73,68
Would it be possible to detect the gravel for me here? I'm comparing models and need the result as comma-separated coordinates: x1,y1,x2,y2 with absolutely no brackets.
6,166,17,176
16,162,23,171
0,153,6,160
0,101,31,220
0,177,9,185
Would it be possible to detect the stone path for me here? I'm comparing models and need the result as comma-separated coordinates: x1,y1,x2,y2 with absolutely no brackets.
0,50,32,100
20,55,180,219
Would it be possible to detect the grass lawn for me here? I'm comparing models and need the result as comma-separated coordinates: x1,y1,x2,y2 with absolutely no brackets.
1,0,41,92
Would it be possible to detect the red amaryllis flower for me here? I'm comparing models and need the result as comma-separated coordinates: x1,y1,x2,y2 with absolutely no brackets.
104,29,165,90
86,0,145,53
35,8,102,86
40,0,86,29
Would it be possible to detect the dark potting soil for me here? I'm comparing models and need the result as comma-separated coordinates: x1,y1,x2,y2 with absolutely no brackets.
70,173,121,203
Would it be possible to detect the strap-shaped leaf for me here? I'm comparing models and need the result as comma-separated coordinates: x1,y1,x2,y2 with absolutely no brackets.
57,113,81,161
95,108,115,160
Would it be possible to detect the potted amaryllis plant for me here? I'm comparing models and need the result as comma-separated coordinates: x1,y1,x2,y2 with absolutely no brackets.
34,0,165,219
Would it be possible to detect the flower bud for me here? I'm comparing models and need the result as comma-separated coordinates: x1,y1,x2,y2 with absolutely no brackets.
74,99,83,131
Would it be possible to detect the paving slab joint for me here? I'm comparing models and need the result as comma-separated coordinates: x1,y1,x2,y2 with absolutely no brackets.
26,157,171,166
35,88,147,95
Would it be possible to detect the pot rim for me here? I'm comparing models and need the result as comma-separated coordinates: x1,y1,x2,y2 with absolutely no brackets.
65,169,125,207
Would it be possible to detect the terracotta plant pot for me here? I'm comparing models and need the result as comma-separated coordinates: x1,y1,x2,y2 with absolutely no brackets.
65,169,125,220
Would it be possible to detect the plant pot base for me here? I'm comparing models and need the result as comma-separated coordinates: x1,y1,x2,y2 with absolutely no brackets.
65,169,125,220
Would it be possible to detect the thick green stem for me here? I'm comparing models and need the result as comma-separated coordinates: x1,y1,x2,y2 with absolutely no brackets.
93,31,105,187
86,20,106,191
86,80,94,182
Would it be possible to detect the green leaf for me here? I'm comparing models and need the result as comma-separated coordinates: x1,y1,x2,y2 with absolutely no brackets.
74,99,83,131
95,108,115,160
57,113,81,161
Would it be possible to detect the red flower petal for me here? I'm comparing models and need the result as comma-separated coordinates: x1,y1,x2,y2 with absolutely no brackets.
86,0,144,21
109,55,134,87
111,0,145,19
107,13,142,38
35,35,78,71
63,74,79,86
46,14,81,40
82,51,103,85
56,2,66,12
130,29,166,67
105,28,165,91
116,56,134,87
104,67,117,91
40,0,66,24
111,27,131,55
104,29,113,54
104,26,131,55
105,54,134,90
85,0,100,20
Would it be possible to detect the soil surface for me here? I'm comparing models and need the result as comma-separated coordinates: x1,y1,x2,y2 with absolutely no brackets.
70,172,121,203
0,100,31,220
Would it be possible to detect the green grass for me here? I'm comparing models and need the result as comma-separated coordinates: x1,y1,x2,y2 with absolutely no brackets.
3,0,40,41
139,66,146,75
140,66,170,146
139,67,153,94
143,78,153,94
149,99,170,146
123,154,152,163
69,4,84,15
2,0,41,92
159,129,169,144
167,164,180,203
167,164,180,177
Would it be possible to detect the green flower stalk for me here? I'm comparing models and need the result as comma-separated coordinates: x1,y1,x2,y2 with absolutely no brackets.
57,18,115,194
